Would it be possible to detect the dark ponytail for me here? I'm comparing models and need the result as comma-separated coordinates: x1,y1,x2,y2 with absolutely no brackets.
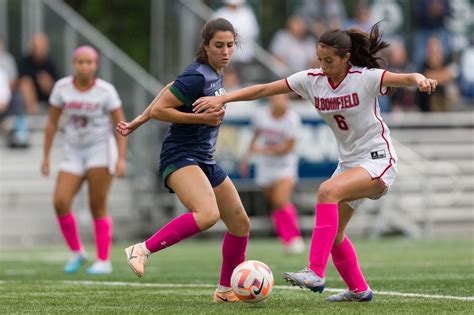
318,21,389,69
195,18,237,64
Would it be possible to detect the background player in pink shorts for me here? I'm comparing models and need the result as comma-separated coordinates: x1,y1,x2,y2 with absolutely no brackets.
240,93,304,254
41,46,127,274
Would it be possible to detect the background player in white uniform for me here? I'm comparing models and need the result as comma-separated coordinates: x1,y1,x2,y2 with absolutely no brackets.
240,94,304,254
193,23,438,302
41,46,127,275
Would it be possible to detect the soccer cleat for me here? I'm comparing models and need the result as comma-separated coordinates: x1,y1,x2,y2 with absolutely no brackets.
284,237,305,255
63,252,87,274
125,243,149,278
284,267,325,293
86,260,113,275
326,289,373,302
213,289,240,303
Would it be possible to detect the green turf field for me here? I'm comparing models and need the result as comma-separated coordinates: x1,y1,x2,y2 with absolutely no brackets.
1,237,473,314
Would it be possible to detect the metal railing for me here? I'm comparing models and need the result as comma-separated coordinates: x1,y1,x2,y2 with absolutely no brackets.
369,138,465,238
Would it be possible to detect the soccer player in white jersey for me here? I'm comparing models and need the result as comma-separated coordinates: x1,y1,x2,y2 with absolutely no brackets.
193,23,438,302
240,94,305,254
41,46,127,275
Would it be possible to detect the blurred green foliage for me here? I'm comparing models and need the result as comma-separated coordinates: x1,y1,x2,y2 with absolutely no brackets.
65,0,151,69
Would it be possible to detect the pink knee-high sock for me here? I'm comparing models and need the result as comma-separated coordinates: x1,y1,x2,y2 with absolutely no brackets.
331,236,369,292
145,212,200,253
308,203,338,278
93,216,113,261
285,203,302,238
219,231,249,287
271,203,301,244
57,212,83,252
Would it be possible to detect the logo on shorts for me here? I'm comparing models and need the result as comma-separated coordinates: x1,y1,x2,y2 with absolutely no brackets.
371,150,386,160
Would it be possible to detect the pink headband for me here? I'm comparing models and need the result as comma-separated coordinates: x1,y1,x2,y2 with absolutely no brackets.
73,45,99,61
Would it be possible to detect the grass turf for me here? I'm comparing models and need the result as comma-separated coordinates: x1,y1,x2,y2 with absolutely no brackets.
1,237,473,314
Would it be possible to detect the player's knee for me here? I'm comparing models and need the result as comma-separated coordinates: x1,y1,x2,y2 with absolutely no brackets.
270,198,286,210
317,181,340,203
196,209,220,230
224,206,250,236
53,197,70,214
235,211,250,235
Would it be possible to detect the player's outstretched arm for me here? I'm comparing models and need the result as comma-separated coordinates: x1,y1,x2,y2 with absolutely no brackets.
383,72,438,94
116,82,172,137
192,79,290,113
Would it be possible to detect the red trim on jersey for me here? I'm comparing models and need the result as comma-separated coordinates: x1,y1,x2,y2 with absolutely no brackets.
285,77,303,98
371,98,395,179
307,72,325,77
327,65,363,90
379,70,388,95
73,77,96,91
284,78,294,91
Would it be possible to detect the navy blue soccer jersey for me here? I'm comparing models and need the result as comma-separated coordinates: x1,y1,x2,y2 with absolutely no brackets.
160,61,226,165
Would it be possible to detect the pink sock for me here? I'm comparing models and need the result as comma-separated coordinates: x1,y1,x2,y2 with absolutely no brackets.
331,236,369,292
271,203,302,244
308,203,338,278
93,216,112,261
57,212,83,252
145,212,200,253
285,203,302,239
219,231,248,287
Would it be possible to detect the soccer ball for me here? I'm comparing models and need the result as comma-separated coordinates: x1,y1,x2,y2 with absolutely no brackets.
231,260,274,303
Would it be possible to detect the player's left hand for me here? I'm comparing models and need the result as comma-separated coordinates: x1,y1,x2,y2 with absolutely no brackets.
192,96,225,113
115,159,126,177
417,78,438,94
117,120,139,137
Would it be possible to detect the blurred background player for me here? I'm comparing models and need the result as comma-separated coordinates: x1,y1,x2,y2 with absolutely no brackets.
0,38,29,148
239,93,304,254
192,23,438,303
117,18,250,303
19,32,58,114
0,66,11,115
41,46,127,275
212,0,259,83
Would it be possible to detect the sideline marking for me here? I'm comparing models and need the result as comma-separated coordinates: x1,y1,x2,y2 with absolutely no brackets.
1,280,472,301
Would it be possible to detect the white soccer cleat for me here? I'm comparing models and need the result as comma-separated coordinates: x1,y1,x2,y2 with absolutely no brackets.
86,260,113,275
284,237,305,255
125,243,150,278
326,289,373,302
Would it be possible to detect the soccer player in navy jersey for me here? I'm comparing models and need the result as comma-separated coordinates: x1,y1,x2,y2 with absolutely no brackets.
117,18,249,303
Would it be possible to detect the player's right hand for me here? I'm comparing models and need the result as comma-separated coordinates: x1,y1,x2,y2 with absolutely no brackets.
201,109,225,126
41,159,49,177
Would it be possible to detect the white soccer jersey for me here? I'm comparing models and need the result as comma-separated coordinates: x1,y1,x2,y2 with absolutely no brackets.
49,76,121,147
251,106,301,173
0,68,11,105
286,66,397,165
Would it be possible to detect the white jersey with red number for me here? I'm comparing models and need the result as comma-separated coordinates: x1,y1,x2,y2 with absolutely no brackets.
252,105,301,172
49,76,121,147
286,66,397,165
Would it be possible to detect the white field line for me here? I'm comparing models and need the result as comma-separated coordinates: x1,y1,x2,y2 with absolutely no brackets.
1,280,472,301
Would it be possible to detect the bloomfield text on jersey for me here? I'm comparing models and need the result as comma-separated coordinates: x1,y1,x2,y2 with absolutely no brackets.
314,93,359,111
